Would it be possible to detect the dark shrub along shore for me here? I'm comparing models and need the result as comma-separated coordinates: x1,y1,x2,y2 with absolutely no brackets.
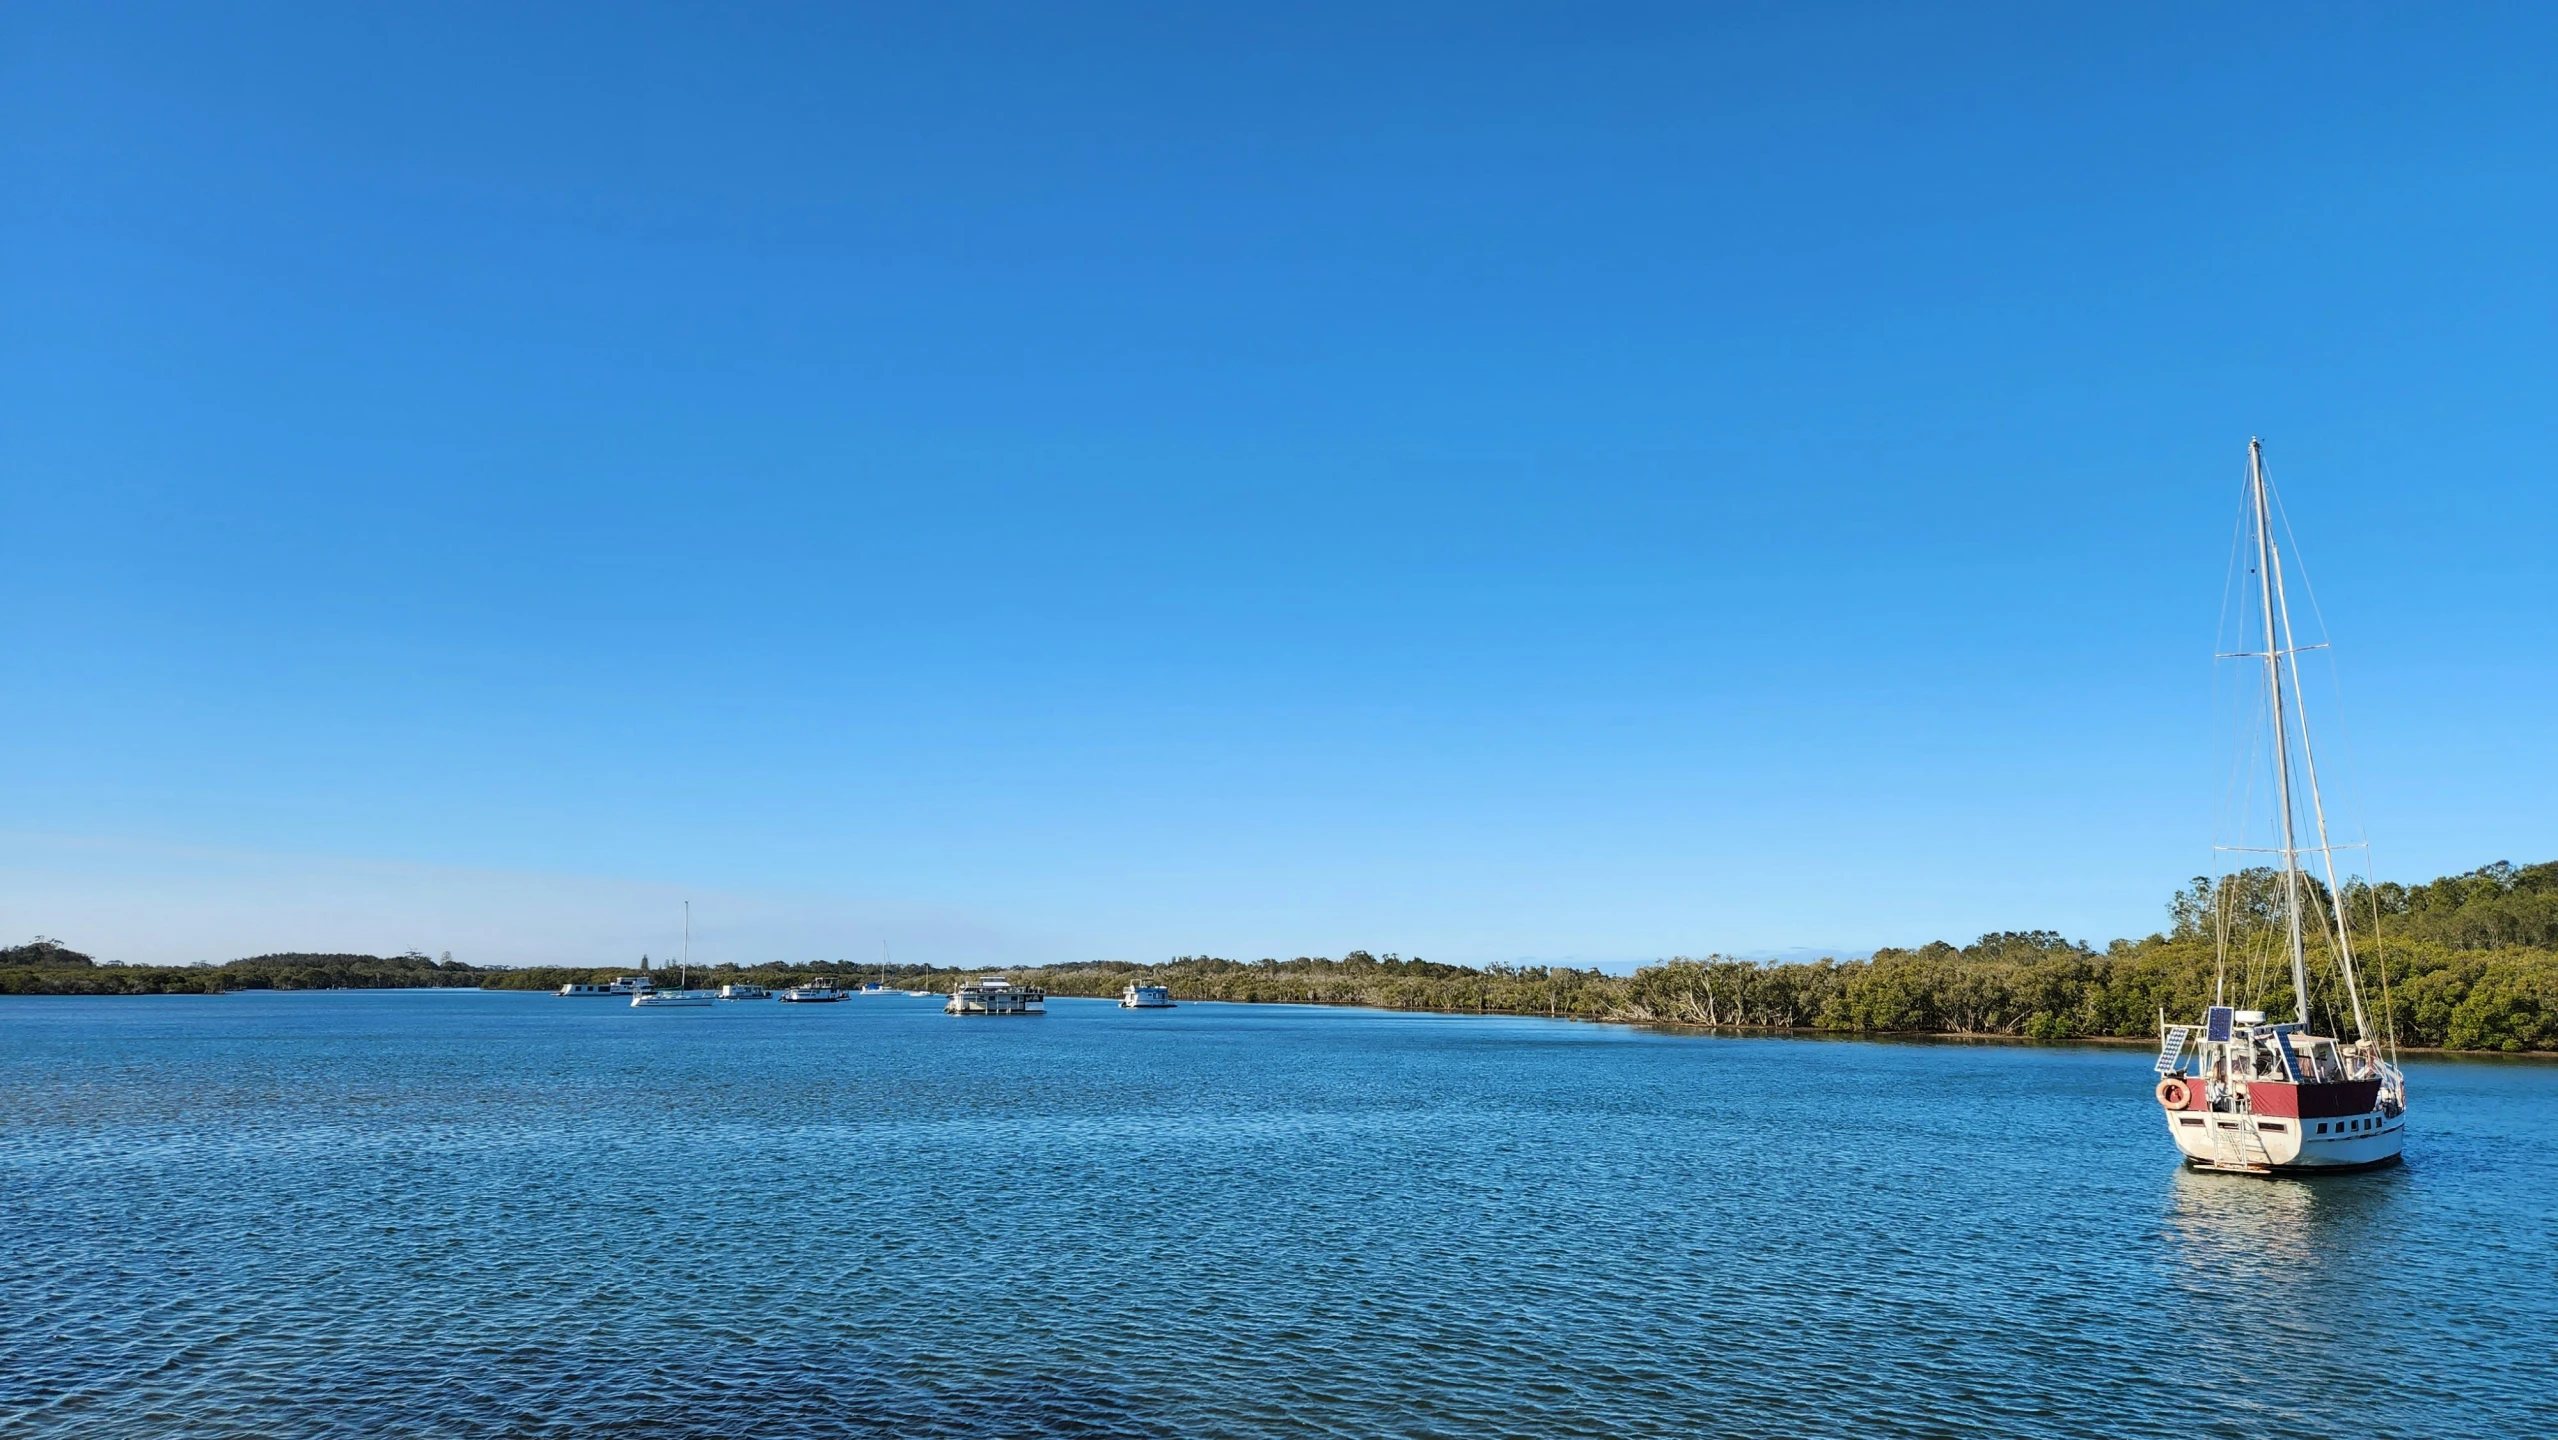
10,861,2554,1053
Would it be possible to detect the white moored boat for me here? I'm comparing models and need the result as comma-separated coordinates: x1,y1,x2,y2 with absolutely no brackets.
718,983,769,1000
778,982,846,1003
946,976,1044,1015
1119,983,1174,1009
556,981,616,997
630,903,713,1006
2154,440,2407,1175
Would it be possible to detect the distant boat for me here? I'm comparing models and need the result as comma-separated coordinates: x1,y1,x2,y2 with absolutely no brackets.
2154,440,2407,1175
946,976,1044,1016
1119,983,1174,1009
718,983,770,1000
632,990,713,1008
858,982,890,995
558,972,657,996
778,982,846,1003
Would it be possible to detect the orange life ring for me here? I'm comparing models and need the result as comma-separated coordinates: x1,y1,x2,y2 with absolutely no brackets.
2155,1077,2190,1110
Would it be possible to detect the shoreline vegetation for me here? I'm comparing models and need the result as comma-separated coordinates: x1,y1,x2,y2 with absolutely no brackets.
9,861,2554,1054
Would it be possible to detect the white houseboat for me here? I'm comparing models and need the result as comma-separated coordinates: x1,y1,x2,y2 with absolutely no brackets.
632,989,714,1008
718,983,770,1000
558,972,655,996
2153,440,2407,1175
1119,983,1174,1009
946,977,1044,1016
778,982,846,1003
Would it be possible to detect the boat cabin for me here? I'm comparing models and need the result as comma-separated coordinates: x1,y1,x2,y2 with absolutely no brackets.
2155,1005,2405,1173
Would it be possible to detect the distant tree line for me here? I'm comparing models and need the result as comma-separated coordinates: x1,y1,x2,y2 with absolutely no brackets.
8,862,2553,1051
474,960,949,993
0,942,485,995
983,861,2558,1054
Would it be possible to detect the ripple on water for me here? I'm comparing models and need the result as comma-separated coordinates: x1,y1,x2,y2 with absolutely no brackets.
3,992,2554,1439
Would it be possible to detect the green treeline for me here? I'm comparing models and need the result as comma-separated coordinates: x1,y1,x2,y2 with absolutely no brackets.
8,861,2554,1052
0,942,486,995
473,961,951,994
991,860,2558,1054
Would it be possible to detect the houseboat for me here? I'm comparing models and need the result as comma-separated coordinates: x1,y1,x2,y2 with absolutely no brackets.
1119,983,1174,1009
718,983,770,1000
946,977,1045,1015
632,989,714,1008
558,973,655,996
778,982,846,1003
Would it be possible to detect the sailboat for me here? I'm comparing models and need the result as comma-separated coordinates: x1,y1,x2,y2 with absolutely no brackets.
2153,439,2407,1173
633,900,715,1008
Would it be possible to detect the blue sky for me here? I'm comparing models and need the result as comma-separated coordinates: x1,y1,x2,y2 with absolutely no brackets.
5,4,2553,968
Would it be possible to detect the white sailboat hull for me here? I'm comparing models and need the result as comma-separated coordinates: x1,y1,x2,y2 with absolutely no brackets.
2164,1107,2405,1173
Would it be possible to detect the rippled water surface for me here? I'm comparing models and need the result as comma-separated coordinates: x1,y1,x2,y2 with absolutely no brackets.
5,991,2553,1438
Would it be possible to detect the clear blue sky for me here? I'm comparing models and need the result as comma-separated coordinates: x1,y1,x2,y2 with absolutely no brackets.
4,4,2552,968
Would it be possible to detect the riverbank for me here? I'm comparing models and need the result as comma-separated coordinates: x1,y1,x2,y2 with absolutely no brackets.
9,960,2549,1062
13,857,2554,1054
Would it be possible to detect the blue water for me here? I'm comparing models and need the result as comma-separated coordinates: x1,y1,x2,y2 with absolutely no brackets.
4,992,2553,1438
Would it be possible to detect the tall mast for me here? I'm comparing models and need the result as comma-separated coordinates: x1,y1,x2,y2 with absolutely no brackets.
2249,439,2313,1028
684,900,691,981
2266,495,2372,1042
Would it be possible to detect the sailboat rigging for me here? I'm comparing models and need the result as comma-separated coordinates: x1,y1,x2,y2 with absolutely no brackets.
2154,439,2407,1173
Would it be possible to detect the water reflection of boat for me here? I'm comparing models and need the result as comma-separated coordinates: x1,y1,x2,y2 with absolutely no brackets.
2153,441,2406,1176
